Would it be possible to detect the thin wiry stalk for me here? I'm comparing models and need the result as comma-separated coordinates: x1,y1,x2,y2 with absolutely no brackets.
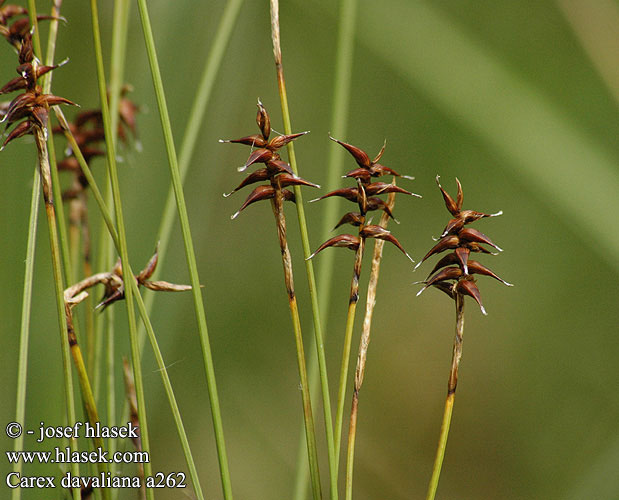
26,5,80,499
32,126,81,500
334,231,365,465
131,280,205,500
270,177,323,500
425,293,465,500
27,0,73,287
123,9,244,453
36,120,110,498
135,1,234,497
293,1,358,497
135,0,242,344
345,188,396,500
270,2,336,498
103,3,129,498
12,3,67,498
11,170,39,500
63,167,97,378
88,3,154,500
92,238,111,406
63,297,107,456
59,125,207,500
108,0,130,144
105,306,117,500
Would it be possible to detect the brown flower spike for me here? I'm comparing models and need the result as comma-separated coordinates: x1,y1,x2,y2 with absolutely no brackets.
308,137,419,264
221,99,317,219
0,1,63,49
0,26,76,149
415,176,511,315
64,246,192,312
420,177,512,500
53,85,140,198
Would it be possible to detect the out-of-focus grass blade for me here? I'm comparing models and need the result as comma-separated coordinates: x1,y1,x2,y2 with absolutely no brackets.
557,0,619,107
360,0,619,273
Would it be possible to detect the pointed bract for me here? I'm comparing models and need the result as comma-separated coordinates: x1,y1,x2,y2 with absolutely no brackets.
456,279,487,315
267,131,308,150
278,173,320,189
334,211,363,229
307,234,360,260
256,99,271,139
220,134,268,148
329,134,371,167
240,147,276,171
224,168,270,196
467,260,513,286
458,227,502,252
436,175,459,216
231,185,295,219
361,225,414,262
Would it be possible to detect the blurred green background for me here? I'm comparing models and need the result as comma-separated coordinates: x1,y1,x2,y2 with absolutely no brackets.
2,0,618,499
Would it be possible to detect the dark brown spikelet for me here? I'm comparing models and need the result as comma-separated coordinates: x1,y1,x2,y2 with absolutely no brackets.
49,86,140,203
0,2,64,49
331,135,415,181
93,247,191,311
415,176,511,314
0,23,76,149
309,136,419,289
307,234,360,260
221,99,317,218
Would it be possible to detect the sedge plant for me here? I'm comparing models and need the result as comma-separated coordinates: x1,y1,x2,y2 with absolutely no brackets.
268,3,339,497
308,137,419,495
222,100,323,500
414,176,511,500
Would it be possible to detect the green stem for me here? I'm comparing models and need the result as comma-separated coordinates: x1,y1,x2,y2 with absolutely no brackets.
270,186,322,500
59,116,207,500
134,1,234,497
64,304,108,466
102,3,128,499
11,170,40,500
334,302,357,463
132,283,206,500
136,0,242,343
334,231,365,469
293,0,358,497
344,393,358,500
88,3,154,500
425,293,465,500
269,2,336,498
344,190,394,500
105,306,117,500
27,4,80,499
38,124,109,499
33,127,81,500
108,0,130,146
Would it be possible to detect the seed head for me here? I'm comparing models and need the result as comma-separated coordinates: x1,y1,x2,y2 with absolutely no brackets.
309,137,418,261
51,87,140,198
415,177,511,314
95,246,192,310
221,100,316,218
0,21,76,149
